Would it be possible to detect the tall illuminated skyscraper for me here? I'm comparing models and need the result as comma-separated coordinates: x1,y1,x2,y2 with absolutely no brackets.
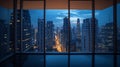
10,10,32,52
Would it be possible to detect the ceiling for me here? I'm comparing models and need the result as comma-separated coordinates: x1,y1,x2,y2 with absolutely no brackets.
0,0,120,10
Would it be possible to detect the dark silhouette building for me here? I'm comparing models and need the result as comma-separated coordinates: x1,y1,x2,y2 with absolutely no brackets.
45,21,54,51
97,22,114,52
0,19,10,59
62,17,69,51
37,18,44,52
10,10,32,52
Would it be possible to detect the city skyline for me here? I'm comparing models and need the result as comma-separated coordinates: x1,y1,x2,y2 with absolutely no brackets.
0,8,120,53
29,4,120,28
0,1,120,67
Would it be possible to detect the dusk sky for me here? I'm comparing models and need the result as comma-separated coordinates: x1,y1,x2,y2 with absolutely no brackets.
30,4,120,28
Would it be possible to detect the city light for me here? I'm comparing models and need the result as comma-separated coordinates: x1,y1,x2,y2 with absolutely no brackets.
53,35,63,52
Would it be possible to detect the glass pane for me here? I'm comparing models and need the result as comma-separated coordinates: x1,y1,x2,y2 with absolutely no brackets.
70,0,92,53
15,55,44,67
0,0,13,61
70,55,92,67
18,0,44,53
0,56,14,67
117,0,120,53
46,55,68,67
95,0,114,53
0,55,44,67
46,0,68,52
95,55,113,67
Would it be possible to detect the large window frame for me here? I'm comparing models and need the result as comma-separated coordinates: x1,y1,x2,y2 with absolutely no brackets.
0,0,119,67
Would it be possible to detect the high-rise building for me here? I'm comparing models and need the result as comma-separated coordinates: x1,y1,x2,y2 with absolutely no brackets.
76,18,81,52
76,19,81,39
31,25,34,45
97,22,114,52
62,17,69,51
60,28,65,51
34,28,38,45
37,19,44,52
82,18,98,52
0,19,10,58
56,27,61,38
70,27,76,52
71,26,76,40
10,10,32,52
45,21,54,51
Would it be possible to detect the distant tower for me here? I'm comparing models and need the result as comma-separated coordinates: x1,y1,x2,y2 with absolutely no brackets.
62,17,69,51
37,19,44,52
76,18,81,52
76,18,81,39
82,18,98,52
71,26,76,40
45,21,54,51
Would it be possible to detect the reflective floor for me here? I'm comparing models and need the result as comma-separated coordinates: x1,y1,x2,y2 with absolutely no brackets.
0,55,120,67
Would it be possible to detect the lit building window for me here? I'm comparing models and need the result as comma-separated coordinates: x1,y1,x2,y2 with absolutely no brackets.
10,23,12,25
17,20,20,22
24,29,28,31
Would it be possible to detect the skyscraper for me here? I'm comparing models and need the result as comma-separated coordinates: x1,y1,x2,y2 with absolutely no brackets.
82,18,98,52
31,25,34,46
76,19,81,39
62,17,69,51
71,26,76,41
76,18,81,52
37,18,44,52
10,10,32,52
70,27,76,52
45,21,54,51
0,19,10,58
97,22,113,52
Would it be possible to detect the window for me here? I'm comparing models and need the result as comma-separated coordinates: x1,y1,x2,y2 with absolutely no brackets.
0,0,119,67
70,0,92,53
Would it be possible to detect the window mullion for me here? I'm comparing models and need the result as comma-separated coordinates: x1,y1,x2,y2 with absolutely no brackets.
20,0,23,53
113,0,117,67
68,1,70,67
92,0,95,67
44,0,46,67
13,0,17,54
